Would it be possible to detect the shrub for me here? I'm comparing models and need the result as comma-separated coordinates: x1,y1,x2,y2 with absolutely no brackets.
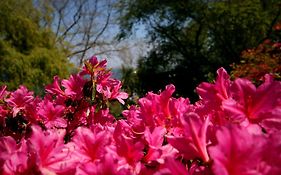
0,57,281,175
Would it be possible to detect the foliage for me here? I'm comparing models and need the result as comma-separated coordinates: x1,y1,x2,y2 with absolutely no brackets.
0,0,73,95
231,23,281,83
0,57,281,174
121,66,140,103
117,0,281,101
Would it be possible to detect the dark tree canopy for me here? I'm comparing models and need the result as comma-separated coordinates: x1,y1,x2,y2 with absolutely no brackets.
0,0,74,95
118,0,281,101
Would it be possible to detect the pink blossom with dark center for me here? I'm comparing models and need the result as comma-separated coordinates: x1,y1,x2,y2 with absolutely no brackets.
5,86,34,117
223,75,281,132
37,98,66,128
62,74,86,100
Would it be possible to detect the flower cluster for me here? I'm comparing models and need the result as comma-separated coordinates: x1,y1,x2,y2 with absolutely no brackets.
0,57,281,175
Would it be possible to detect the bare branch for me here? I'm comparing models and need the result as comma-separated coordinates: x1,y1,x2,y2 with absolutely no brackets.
58,1,83,41
73,1,112,65
53,0,70,37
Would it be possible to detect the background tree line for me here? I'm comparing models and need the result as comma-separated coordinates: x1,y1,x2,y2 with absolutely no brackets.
118,0,281,101
0,0,280,101
0,0,73,95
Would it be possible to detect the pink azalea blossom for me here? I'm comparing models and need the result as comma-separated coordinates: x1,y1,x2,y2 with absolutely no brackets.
196,68,231,108
72,126,111,162
138,93,158,127
45,76,65,97
113,121,144,168
142,127,178,169
137,84,191,132
157,84,175,121
0,86,8,124
0,85,8,100
5,86,34,117
1,59,281,175
62,74,86,100
1,137,35,175
81,56,107,77
154,157,189,175
0,136,17,169
208,125,267,175
143,127,166,163
76,152,131,175
89,107,115,125
168,97,191,128
261,131,281,174
144,126,166,148
80,56,128,104
37,98,66,128
96,78,128,104
0,105,7,127
196,68,231,125
27,126,77,174
3,151,37,175
168,113,210,162
189,162,213,175
122,106,145,134
23,96,41,123
223,75,281,131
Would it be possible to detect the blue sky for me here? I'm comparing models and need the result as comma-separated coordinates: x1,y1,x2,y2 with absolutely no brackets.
48,0,150,69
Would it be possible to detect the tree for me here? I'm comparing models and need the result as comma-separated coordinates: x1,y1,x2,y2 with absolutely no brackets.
231,22,281,83
35,0,138,67
0,0,73,95
117,0,281,101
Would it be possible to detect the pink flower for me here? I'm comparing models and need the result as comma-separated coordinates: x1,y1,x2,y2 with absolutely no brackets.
168,97,191,127
122,106,145,134
27,126,77,174
37,98,66,128
76,152,131,175
0,85,8,100
138,93,157,127
0,106,8,127
144,126,166,149
5,86,34,117
72,127,111,162
0,86,8,125
113,121,144,167
136,84,191,131
89,107,115,125
261,131,281,174
189,162,213,175
88,56,107,68
0,136,17,168
96,78,128,104
81,56,107,76
45,76,65,97
80,56,128,104
196,68,231,108
223,75,281,132
2,61,281,175
154,157,189,175
2,151,40,175
158,84,175,120
142,127,166,163
208,125,266,175
196,68,231,125
23,97,41,123
0,137,35,175
62,74,86,100
168,113,210,162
